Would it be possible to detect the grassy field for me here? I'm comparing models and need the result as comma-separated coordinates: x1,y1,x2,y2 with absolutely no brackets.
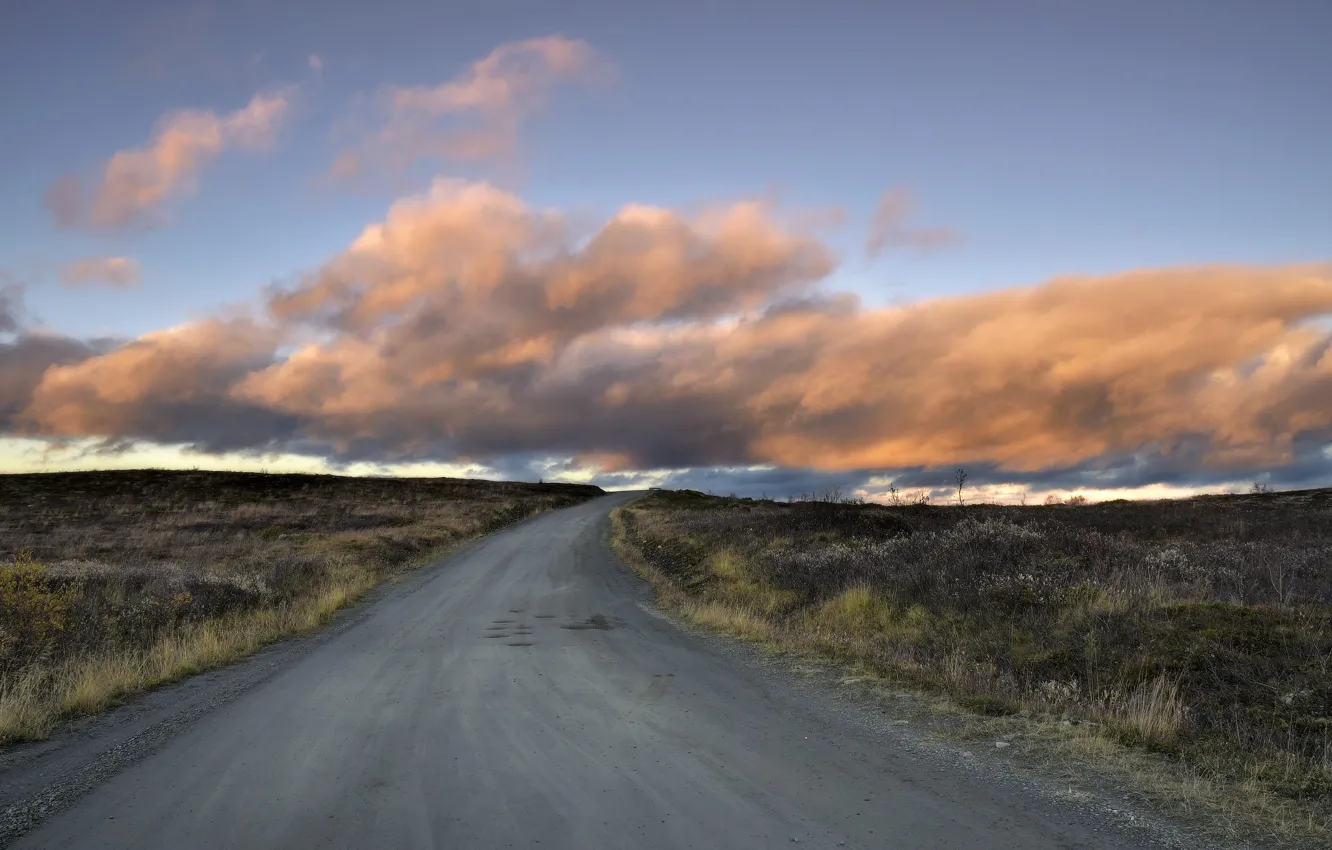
613,488,1332,845
0,470,601,742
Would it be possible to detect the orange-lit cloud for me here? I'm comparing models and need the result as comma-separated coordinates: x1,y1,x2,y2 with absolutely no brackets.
9,181,1332,479
59,256,140,288
334,36,607,177
48,91,290,229
20,319,284,450
865,187,958,259
738,265,1332,471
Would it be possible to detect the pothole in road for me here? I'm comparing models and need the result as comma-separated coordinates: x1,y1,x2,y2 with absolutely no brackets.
562,613,624,631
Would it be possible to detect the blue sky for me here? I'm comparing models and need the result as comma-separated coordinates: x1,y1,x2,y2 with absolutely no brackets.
6,0,1329,335
1,0,1330,499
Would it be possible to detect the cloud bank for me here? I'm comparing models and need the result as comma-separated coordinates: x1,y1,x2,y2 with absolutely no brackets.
48,91,290,229
8,179,1332,492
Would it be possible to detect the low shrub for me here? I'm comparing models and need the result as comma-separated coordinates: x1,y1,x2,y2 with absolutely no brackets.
0,552,75,672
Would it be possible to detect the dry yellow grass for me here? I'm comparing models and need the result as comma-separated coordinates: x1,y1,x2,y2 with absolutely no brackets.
612,508,774,641
0,562,377,741
1106,676,1188,748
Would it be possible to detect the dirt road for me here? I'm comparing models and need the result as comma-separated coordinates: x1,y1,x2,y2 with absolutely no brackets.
5,493,1205,848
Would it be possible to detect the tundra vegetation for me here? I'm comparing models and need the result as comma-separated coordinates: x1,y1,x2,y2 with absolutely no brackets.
614,487,1332,846
0,470,601,742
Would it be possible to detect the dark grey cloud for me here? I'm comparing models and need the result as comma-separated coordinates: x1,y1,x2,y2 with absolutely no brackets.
0,335,101,425
581,434,1332,502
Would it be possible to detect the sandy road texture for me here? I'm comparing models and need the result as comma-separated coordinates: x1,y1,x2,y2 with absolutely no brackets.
3,493,1216,849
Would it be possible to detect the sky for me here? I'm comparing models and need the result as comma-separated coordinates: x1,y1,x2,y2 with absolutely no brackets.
1,0,1330,502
